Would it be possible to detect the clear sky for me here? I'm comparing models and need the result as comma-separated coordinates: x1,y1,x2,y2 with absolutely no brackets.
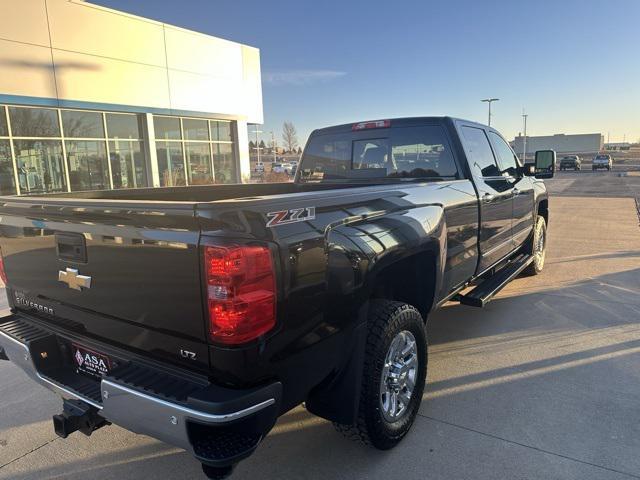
94,0,640,147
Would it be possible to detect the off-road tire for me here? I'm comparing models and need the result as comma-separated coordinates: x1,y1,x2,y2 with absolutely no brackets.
333,300,427,450
523,215,547,276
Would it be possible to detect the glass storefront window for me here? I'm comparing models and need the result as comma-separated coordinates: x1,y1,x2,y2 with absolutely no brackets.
156,141,185,186
183,119,209,141
62,110,104,138
66,140,109,191
211,121,232,142
0,107,8,137
213,143,236,184
109,140,146,189
185,143,212,185
154,117,181,140
0,140,16,195
106,113,142,139
13,139,66,194
9,107,60,137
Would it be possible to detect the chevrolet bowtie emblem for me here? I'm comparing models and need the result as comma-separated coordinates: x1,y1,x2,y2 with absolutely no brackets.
58,268,92,291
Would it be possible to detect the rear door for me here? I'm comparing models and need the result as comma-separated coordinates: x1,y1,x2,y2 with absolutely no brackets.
459,124,515,272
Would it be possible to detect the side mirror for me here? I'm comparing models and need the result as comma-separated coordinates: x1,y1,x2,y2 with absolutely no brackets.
531,150,556,179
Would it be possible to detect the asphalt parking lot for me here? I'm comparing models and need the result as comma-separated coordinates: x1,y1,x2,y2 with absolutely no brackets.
1,172,639,480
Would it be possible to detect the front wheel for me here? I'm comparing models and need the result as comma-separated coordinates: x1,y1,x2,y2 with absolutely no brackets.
334,300,427,450
523,215,547,276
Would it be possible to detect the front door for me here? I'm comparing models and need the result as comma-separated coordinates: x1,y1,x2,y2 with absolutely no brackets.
487,131,535,248
459,125,515,273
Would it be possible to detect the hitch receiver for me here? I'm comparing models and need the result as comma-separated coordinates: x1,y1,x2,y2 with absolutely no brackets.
52,399,109,439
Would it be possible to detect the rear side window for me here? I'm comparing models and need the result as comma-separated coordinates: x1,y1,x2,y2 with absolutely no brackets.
300,125,457,182
461,126,500,177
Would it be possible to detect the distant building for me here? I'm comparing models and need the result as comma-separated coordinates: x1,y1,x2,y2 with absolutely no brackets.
0,0,263,195
511,133,604,156
604,143,631,151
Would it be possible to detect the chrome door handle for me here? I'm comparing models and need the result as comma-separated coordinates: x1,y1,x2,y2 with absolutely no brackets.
483,193,496,203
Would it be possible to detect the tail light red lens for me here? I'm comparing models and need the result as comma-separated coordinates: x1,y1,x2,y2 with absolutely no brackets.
204,244,276,345
0,248,7,285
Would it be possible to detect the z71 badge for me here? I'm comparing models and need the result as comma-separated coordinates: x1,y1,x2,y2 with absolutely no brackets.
266,207,316,227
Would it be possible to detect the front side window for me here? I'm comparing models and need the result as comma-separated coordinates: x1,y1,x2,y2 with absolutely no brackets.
488,131,519,173
13,139,66,194
66,140,109,191
461,126,500,177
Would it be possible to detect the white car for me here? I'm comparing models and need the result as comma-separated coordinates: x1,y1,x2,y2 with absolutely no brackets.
284,162,298,175
271,163,286,174
592,154,613,171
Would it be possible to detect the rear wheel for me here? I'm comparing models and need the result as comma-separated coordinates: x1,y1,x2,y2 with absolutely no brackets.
334,300,427,450
523,215,547,276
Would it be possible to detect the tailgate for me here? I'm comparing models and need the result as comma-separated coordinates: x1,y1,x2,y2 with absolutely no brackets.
0,198,208,370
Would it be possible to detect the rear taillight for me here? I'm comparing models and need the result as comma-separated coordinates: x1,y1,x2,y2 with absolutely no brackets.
0,248,7,285
204,244,276,345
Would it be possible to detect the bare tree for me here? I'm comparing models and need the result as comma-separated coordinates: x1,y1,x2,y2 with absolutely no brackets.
282,121,298,152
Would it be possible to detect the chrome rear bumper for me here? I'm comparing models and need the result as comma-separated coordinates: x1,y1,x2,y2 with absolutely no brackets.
0,313,281,466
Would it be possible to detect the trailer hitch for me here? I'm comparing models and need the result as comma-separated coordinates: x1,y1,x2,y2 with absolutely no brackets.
52,399,109,438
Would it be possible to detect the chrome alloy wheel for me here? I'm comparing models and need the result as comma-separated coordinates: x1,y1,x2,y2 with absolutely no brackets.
380,330,418,422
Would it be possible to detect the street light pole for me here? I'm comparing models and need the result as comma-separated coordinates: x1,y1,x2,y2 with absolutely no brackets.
522,110,528,162
270,131,277,163
481,98,499,126
251,128,263,164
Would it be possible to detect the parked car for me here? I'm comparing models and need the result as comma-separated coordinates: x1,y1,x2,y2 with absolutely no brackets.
253,161,265,174
271,162,286,174
0,117,553,479
559,155,581,171
592,153,613,171
284,161,298,175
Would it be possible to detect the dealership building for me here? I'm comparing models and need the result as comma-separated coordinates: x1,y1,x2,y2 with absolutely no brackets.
511,133,604,157
0,0,263,196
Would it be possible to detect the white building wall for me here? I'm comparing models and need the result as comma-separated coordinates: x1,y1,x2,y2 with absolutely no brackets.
512,133,604,155
0,0,263,123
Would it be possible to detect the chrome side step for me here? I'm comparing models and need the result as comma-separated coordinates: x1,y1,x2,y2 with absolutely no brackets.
457,254,533,308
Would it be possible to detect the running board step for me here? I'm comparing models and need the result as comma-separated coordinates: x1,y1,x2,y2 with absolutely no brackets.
458,254,533,307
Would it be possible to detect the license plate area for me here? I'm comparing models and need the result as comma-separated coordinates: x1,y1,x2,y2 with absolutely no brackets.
72,343,112,378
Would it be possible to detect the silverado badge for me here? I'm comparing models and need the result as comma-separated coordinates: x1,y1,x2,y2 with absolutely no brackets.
266,207,316,228
59,268,92,291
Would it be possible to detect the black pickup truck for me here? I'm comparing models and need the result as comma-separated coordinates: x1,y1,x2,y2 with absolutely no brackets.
0,117,554,478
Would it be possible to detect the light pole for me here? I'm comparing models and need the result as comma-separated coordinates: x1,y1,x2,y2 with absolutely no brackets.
522,110,528,162
270,131,277,163
251,128,262,164
481,98,499,126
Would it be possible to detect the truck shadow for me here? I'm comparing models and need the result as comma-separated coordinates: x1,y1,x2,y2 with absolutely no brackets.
4,267,640,479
